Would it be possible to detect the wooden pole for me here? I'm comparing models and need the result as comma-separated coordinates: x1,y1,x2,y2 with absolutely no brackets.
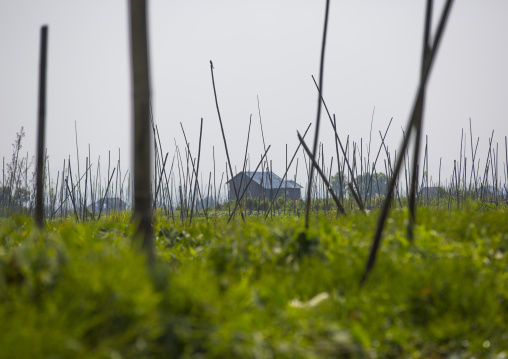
305,0,331,228
129,0,154,265
361,0,455,287
35,25,48,228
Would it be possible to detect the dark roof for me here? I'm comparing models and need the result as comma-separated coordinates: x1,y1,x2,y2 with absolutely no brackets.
227,171,303,189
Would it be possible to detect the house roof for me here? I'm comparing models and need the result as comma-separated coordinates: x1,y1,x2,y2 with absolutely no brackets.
227,171,303,189
87,197,128,210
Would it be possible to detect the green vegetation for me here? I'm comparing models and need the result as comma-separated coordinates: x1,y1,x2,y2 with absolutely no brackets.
1,205,507,358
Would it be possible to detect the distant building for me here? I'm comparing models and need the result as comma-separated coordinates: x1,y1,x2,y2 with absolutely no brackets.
227,171,302,201
88,197,128,214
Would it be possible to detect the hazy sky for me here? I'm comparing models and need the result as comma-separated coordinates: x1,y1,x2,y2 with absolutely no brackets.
1,1,507,192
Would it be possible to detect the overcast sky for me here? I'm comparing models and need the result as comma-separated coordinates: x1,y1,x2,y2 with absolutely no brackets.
1,1,507,194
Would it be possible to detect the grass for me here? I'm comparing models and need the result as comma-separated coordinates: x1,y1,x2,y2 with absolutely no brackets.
1,204,507,358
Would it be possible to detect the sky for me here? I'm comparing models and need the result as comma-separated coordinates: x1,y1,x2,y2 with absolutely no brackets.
1,0,507,196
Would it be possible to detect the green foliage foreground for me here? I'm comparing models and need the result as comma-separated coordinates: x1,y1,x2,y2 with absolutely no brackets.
1,206,507,358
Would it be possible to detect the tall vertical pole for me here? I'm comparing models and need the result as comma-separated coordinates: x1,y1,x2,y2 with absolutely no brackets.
305,0,331,228
407,0,433,241
129,0,154,265
35,25,48,228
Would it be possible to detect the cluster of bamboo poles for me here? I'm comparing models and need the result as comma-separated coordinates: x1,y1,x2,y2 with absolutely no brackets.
2,110,507,222
0,126,130,222
1,21,507,221
3,24,507,224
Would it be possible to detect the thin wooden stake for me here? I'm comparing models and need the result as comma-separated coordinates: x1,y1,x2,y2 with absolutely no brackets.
305,0,331,229
210,61,245,221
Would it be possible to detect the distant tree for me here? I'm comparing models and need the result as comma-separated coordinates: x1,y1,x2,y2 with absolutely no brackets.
356,172,388,197
330,171,388,199
13,187,31,207
330,170,346,196
0,186,10,206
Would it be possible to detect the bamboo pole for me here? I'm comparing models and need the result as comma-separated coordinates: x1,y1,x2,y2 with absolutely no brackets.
361,0,455,287
210,61,244,221
35,25,48,228
305,0,331,228
189,118,204,224
407,0,433,240
129,0,154,265
298,133,346,215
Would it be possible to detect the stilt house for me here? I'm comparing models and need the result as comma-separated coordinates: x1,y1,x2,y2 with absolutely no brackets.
226,171,302,201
